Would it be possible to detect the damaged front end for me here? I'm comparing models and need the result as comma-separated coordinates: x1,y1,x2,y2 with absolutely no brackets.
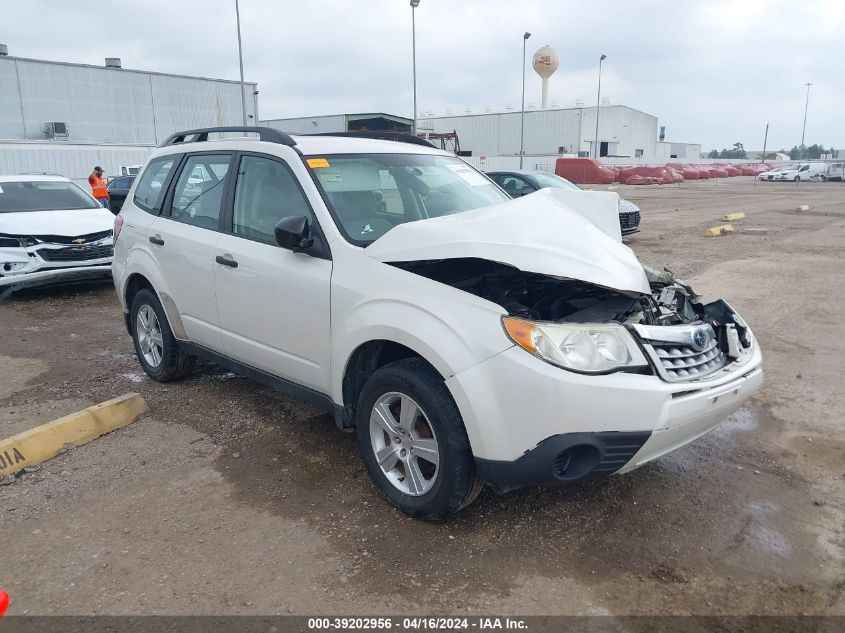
0,230,114,300
391,257,755,383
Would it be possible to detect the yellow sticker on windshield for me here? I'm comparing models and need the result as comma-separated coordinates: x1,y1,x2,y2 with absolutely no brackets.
307,158,330,168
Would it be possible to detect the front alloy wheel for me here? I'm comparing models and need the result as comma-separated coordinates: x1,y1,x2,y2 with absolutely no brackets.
369,392,440,496
356,358,483,520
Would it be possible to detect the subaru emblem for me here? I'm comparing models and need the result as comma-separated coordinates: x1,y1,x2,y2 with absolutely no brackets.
692,328,707,350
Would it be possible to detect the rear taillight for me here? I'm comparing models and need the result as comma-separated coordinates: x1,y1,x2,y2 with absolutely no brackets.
113,215,124,241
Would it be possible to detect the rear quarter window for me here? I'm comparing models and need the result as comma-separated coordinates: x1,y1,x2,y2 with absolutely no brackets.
133,156,177,214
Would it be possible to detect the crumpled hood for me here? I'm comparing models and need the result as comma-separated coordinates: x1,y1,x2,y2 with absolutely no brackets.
0,208,114,237
365,188,650,295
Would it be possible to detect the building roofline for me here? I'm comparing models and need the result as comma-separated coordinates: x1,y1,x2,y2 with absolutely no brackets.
0,55,257,86
261,112,412,123
417,104,657,120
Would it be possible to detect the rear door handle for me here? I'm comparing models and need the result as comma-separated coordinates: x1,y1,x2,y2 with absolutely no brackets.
149,235,164,246
215,254,238,268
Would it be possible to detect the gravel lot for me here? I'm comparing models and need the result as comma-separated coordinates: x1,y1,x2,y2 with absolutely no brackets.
1,177,843,616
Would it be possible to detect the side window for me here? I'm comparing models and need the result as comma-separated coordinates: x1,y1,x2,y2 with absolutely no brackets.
232,155,312,244
133,157,176,213
169,154,232,230
500,176,531,196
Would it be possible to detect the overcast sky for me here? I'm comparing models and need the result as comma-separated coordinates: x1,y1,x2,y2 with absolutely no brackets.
5,0,843,151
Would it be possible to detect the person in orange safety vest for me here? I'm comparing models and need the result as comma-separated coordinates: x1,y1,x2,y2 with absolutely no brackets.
88,166,110,208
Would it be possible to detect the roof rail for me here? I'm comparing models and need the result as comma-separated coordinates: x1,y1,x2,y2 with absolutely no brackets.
306,131,437,148
159,126,296,148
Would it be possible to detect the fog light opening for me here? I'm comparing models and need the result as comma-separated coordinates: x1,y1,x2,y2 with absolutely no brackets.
553,444,601,481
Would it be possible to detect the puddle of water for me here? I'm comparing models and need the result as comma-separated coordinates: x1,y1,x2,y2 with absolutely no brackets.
710,405,767,440
741,501,793,558
194,371,238,382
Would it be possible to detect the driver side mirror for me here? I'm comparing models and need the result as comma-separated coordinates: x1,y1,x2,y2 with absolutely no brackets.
274,216,314,252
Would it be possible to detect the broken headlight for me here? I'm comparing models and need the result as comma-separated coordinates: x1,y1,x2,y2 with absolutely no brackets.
502,317,649,374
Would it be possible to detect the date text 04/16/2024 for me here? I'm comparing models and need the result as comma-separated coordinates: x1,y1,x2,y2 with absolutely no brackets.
307,617,528,630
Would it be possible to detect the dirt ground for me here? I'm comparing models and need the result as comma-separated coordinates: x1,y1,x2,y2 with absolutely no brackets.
1,177,843,616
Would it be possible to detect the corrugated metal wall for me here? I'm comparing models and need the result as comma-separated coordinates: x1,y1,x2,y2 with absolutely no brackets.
261,115,346,134
0,57,257,145
0,142,153,184
462,155,553,172
419,106,661,160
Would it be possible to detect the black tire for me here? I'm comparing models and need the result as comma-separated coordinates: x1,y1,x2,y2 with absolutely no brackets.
356,358,483,520
794,176,800,182
130,288,194,381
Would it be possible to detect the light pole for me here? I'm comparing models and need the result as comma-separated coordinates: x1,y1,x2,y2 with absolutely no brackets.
593,54,607,159
800,82,812,157
519,31,531,168
410,0,420,135
235,0,247,126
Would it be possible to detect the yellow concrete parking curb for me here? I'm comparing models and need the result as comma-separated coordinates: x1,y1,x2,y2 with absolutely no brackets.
704,224,735,237
0,393,146,476
721,212,746,222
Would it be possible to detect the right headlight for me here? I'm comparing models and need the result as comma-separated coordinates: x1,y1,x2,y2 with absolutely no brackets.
502,317,649,374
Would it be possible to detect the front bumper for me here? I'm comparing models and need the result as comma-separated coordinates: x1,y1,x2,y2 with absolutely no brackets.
1,242,113,295
447,339,763,489
0,263,112,296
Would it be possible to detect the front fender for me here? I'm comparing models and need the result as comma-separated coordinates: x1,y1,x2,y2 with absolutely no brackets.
330,300,510,405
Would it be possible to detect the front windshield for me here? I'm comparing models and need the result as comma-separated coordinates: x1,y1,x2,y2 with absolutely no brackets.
309,154,509,244
0,180,100,213
530,172,582,191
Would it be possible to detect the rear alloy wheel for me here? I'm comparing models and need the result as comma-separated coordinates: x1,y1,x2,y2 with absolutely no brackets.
356,359,483,520
136,304,163,368
130,288,194,382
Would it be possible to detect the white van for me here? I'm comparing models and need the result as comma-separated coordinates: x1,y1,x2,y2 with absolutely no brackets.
773,163,826,181
823,162,844,182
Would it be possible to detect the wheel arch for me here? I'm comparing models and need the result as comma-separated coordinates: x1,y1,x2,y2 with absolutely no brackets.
123,272,188,340
337,338,450,431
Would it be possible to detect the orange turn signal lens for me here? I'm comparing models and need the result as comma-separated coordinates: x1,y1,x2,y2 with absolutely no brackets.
502,317,538,353
306,158,330,168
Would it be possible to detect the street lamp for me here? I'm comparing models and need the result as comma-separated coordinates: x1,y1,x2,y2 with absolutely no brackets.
519,31,531,168
234,0,247,126
800,82,812,157
411,0,420,135
593,53,607,159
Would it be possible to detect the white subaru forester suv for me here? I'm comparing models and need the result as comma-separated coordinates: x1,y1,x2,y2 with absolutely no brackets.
112,127,763,519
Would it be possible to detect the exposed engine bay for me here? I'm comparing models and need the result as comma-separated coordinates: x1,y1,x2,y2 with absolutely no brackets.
391,258,755,381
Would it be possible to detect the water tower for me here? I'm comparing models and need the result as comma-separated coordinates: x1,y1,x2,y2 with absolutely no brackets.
532,45,559,109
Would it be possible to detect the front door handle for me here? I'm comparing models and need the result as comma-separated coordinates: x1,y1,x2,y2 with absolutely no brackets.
215,254,238,268
149,235,164,246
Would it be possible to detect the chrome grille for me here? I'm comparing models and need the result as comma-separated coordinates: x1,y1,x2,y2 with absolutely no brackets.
651,337,726,381
632,322,728,382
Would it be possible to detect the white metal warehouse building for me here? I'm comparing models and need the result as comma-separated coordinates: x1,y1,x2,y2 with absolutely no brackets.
0,50,258,183
417,105,700,163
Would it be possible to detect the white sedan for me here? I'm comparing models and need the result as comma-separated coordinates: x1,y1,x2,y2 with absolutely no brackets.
0,175,114,299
